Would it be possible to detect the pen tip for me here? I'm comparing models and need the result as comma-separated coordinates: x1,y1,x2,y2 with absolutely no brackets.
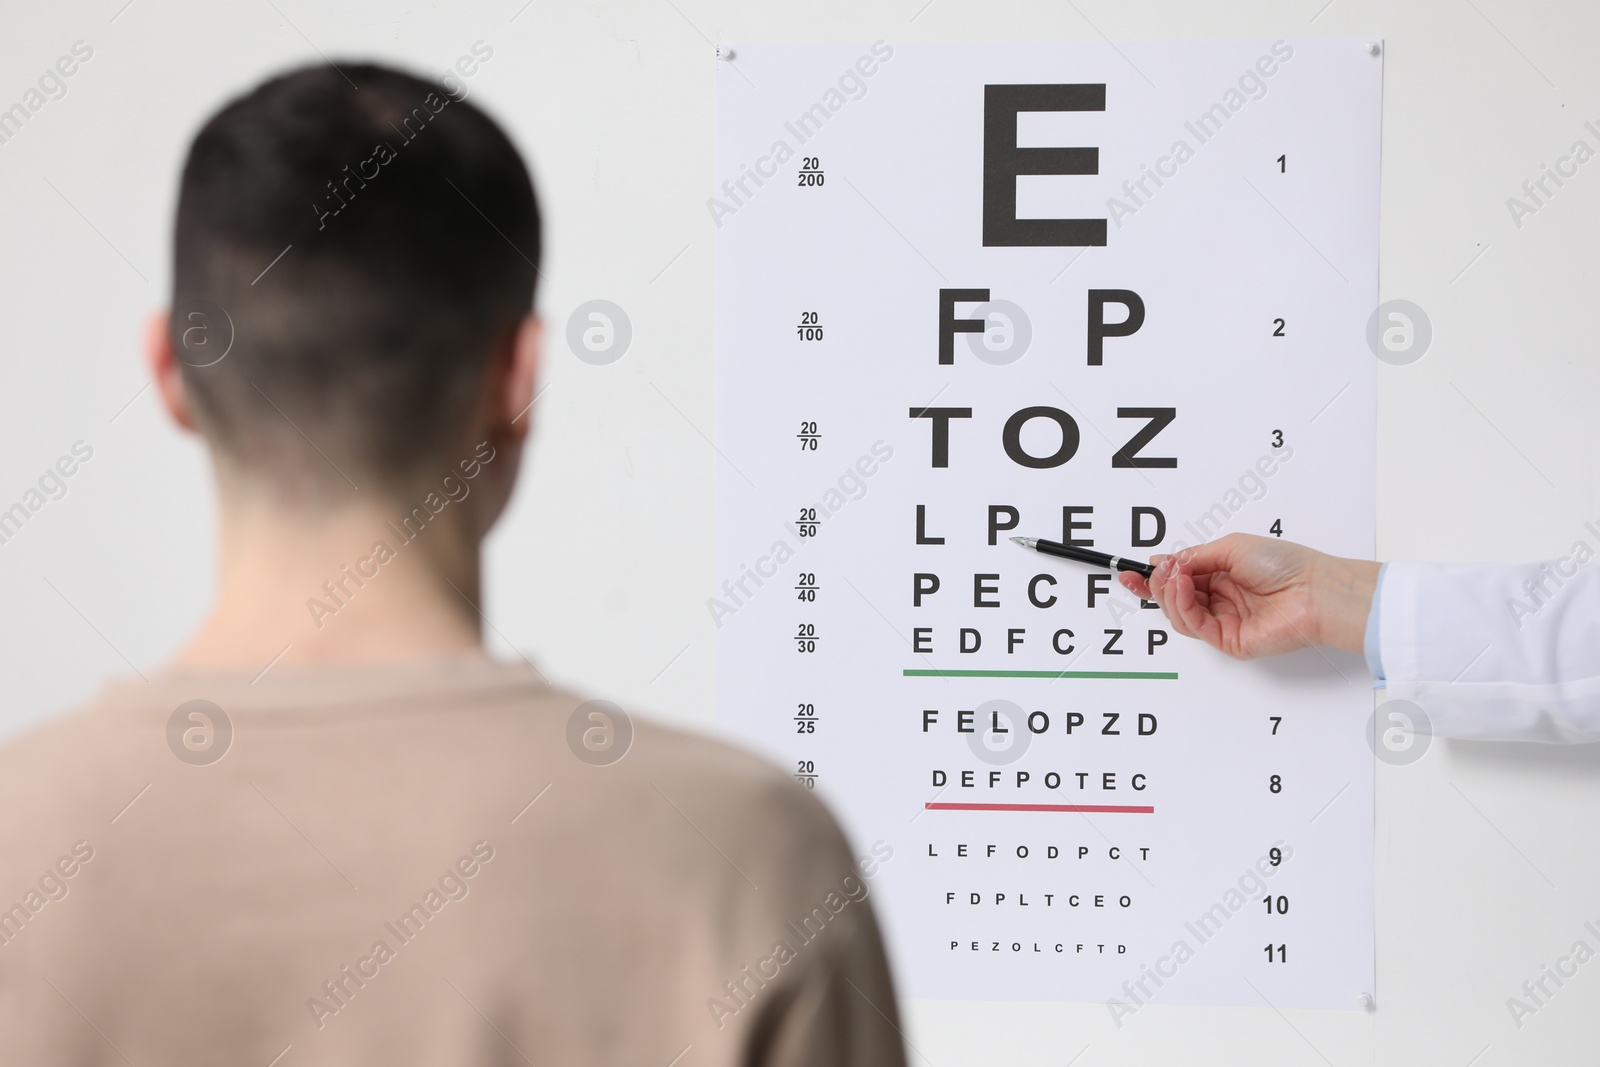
1009,536,1033,547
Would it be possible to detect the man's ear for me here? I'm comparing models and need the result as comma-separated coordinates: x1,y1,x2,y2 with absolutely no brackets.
495,314,541,441
144,309,199,433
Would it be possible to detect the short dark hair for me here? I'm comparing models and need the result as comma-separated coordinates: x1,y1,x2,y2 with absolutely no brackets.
171,62,539,494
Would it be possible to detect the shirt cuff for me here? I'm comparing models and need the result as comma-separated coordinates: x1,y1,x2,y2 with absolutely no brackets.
1363,562,1388,682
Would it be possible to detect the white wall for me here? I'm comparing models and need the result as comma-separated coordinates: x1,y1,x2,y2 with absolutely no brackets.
2,0,1597,1063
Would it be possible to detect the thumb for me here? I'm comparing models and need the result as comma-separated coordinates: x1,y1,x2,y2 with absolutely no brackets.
1169,539,1236,575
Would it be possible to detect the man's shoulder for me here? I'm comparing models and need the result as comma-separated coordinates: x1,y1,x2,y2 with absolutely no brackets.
627,715,842,840
0,697,136,859
611,715,870,912
0,697,120,786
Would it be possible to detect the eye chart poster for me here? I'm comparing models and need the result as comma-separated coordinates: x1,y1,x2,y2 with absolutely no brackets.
713,42,1380,1012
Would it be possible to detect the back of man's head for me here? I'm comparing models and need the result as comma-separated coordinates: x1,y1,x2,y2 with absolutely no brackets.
172,62,539,499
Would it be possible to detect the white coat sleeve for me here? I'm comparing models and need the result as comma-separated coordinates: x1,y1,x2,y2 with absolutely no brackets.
1376,560,1600,743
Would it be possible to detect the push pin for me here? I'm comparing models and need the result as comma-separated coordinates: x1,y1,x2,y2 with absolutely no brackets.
716,46,736,62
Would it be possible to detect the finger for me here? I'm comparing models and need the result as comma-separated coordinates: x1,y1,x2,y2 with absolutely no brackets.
1171,539,1237,578
1130,553,1170,602
1161,573,1202,642
1145,556,1170,607
1165,599,1199,641
1148,559,1198,640
1168,560,1224,649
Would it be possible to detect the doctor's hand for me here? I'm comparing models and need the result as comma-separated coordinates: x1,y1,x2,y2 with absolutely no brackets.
1116,533,1380,660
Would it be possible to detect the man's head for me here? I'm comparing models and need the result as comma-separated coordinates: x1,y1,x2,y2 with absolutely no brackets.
151,62,540,511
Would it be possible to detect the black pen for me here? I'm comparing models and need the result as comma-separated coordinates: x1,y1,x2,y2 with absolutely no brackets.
1010,536,1154,579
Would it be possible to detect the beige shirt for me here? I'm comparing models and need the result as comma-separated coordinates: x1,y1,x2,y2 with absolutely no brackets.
0,660,906,1066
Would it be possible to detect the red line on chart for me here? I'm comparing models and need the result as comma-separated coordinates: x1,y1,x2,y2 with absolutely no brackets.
925,802,1155,814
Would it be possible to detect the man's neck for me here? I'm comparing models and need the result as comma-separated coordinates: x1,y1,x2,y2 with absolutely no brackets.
176,488,488,674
